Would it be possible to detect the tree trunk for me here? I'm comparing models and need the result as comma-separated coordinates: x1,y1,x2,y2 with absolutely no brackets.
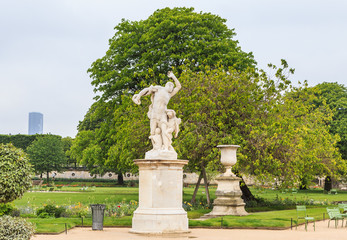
201,166,211,205
191,172,203,204
46,171,49,184
324,176,332,192
117,171,124,185
299,177,309,190
237,174,257,202
239,180,256,202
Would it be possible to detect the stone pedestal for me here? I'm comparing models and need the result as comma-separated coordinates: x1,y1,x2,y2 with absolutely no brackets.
206,145,248,217
206,175,248,216
131,159,189,234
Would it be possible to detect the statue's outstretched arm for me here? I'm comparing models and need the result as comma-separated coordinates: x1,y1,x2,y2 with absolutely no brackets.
167,71,181,96
132,85,156,105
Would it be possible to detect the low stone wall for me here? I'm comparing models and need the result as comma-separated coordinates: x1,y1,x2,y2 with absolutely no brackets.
37,170,344,190
37,170,257,186
36,171,138,181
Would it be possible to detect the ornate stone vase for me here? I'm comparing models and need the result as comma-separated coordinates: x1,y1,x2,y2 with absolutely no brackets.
217,145,240,176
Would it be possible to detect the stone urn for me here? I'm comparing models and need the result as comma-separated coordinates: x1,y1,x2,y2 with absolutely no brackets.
217,145,239,176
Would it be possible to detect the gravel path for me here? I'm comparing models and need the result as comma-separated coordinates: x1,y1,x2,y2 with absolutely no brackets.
32,220,347,240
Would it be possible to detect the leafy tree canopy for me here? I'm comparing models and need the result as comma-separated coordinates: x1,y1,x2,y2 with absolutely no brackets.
62,137,76,167
72,7,256,176
313,82,347,160
0,144,33,203
170,65,345,187
26,134,66,181
88,7,256,101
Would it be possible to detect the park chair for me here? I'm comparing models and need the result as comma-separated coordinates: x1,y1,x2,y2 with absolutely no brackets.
338,203,347,213
296,205,315,231
329,189,338,195
326,208,345,228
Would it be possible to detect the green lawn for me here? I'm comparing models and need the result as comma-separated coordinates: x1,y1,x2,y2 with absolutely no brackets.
12,185,347,234
28,207,327,233
14,187,139,208
14,186,213,208
251,188,347,204
189,207,326,228
28,217,133,233
15,186,347,209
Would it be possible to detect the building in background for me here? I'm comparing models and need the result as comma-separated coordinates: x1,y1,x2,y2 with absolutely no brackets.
28,112,43,135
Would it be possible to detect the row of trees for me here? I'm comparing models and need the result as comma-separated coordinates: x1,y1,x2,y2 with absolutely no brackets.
69,7,346,201
0,134,73,182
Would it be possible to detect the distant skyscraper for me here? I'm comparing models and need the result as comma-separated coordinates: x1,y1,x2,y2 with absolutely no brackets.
28,112,43,135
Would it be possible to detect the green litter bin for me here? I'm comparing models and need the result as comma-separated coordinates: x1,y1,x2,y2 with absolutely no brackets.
90,204,106,230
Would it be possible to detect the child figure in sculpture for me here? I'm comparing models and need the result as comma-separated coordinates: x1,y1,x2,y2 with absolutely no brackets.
149,128,163,151
162,109,181,151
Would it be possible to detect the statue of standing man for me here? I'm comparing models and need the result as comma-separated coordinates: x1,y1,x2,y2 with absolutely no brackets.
132,71,181,159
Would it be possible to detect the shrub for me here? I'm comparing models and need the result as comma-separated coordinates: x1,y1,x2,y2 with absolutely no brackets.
67,202,89,217
17,206,36,217
106,201,138,217
0,203,14,216
36,204,66,218
0,215,35,240
0,144,33,203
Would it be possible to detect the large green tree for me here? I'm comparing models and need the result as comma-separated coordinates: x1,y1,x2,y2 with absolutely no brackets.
0,144,33,203
88,7,255,101
246,83,345,189
69,100,128,183
27,135,66,182
62,137,76,168
170,64,344,197
313,82,347,160
72,7,255,180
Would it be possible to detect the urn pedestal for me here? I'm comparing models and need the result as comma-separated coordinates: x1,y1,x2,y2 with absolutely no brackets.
206,145,248,216
130,159,189,234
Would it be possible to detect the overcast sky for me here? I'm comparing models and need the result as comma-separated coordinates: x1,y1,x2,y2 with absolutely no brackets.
0,0,346,138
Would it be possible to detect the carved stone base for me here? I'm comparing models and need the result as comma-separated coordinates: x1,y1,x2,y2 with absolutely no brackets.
145,149,177,160
206,175,248,217
131,208,189,234
131,159,189,234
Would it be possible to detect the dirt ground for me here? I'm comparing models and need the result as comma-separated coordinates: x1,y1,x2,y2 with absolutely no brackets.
32,220,347,240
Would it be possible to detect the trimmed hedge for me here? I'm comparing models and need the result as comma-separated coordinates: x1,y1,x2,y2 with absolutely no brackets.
0,134,39,151
0,134,64,152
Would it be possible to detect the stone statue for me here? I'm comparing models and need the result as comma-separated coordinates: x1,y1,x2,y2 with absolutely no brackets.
132,71,181,159
164,109,181,151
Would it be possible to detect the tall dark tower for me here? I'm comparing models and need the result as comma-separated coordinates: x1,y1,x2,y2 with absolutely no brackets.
28,112,43,135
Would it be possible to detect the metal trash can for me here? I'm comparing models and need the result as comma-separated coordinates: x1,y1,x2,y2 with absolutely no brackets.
90,204,106,230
